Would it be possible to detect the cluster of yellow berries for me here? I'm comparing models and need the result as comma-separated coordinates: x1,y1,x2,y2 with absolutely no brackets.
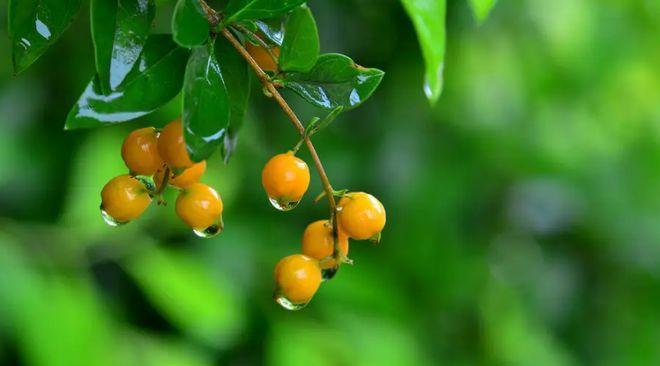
100,117,387,310
100,119,223,237
263,153,386,309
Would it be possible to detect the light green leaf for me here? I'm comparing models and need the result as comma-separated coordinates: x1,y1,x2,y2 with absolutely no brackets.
8,0,82,74
401,0,446,105
172,0,210,48
469,0,497,23
279,5,319,72
124,245,245,347
183,41,231,162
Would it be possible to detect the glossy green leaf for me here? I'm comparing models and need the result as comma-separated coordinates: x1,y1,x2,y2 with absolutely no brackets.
8,0,82,74
469,0,497,23
223,0,306,24
172,0,210,48
183,42,231,162
279,53,384,110
401,0,446,105
124,245,245,347
279,5,319,72
91,0,155,93
65,35,189,130
216,37,251,163
255,19,284,45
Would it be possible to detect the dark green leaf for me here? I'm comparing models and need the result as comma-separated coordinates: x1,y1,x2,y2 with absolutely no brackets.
65,35,189,130
183,42,231,162
254,19,284,45
469,0,497,23
223,0,306,24
401,0,446,105
279,53,384,110
216,37,250,163
279,5,319,72
8,0,82,74
91,0,155,93
305,106,343,137
172,0,210,48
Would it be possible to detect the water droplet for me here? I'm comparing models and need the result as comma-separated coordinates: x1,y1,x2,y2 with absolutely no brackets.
321,266,338,281
274,294,309,311
268,196,300,211
100,207,127,227
193,217,224,238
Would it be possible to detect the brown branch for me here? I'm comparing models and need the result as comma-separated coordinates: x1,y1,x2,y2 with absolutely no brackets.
221,28,343,260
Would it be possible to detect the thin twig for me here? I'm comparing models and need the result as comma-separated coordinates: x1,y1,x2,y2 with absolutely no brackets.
231,24,280,66
220,28,343,260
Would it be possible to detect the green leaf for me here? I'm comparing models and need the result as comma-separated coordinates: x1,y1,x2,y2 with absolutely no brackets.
223,0,306,24
279,5,319,72
123,245,245,347
183,41,231,162
91,0,156,93
280,53,384,110
469,0,497,23
65,35,189,130
254,19,284,45
8,0,82,74
401,0,446,105
216,37,251,163
172,0,210,48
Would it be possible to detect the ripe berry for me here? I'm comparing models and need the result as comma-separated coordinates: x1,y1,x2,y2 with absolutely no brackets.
101,174,152,225
175,183,223,237
337,192,386,240
246,43,279,72
301,220,349,269
262,152,310,211
273,254,322,310
154,161,206,189
121,127,164,175
157,119,194,172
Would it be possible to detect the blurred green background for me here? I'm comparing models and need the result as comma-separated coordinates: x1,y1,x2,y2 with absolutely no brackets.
2,0,660,365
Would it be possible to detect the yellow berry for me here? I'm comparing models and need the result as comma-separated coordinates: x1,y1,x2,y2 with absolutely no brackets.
301,220,349,269
246,43,279,72
274,254,322,305
101,174,152,223
337,192,386,240
175,183,223,230
158,119,194,172
154,161,206,189
261,152,310,210
121,127,164,175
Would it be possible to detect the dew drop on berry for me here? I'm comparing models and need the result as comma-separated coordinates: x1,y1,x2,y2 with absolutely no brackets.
193,217,224,238
321,266,338,281
274,294,309,311
268,197,300,211
100,207,127,227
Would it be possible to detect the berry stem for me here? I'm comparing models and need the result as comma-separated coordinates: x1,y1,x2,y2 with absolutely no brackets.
230,24,280,67
220,28,343,260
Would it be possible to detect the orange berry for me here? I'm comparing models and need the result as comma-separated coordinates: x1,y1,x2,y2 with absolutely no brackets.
301,220,349,269
175,183,223,231
121,127,164,175
337,192,386,240
101,174,152,223
157,119,194,172
261,152,310,210
274,254,322,306
246,43,279,72
154,161,206,189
